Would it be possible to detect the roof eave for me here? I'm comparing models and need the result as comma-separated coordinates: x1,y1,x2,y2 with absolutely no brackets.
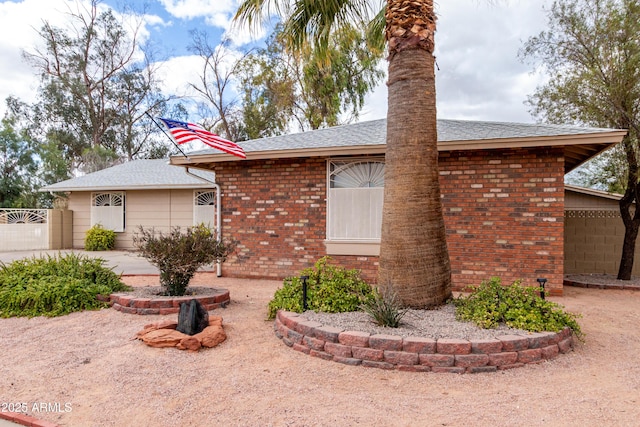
565,184,623,200
39,183,217,193
170,130,627,166
437,130,627,151
171,145,388,165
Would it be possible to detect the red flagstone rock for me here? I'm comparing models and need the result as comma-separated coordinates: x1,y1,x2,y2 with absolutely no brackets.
177,336,202,352
137,316,225,351
193,324,226,348
139,329,185,348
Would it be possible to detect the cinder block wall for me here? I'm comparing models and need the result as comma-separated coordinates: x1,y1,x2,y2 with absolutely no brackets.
212,148,565,295
564,212,640,276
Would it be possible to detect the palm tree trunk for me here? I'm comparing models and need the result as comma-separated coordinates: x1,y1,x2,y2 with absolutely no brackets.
378,0,451,308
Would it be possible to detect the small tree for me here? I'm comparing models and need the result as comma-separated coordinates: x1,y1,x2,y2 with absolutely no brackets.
133,225,236,296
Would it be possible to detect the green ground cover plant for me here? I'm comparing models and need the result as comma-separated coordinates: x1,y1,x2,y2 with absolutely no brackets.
268,257,374,319
453,277,583,339
0,253,130,317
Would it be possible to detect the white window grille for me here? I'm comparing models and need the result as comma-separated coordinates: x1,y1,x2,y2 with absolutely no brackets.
91,192,125,232
194,190,217,230
328,160,384,240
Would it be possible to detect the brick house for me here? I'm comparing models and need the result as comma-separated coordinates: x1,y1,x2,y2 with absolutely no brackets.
170,119,626,295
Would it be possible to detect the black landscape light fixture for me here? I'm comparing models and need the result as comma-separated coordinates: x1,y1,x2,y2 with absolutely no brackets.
300,275,309,311
537,278,548,300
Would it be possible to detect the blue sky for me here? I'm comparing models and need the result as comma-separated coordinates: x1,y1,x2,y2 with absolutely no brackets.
0,0,554,125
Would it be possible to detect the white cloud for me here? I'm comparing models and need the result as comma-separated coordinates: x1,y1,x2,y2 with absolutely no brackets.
433,0,553,122
158,0,240,27
352,0,555,124
0,0,160,116
154,54,202,99
0,0,84,114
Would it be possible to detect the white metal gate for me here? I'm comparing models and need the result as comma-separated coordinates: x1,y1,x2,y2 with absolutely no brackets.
0,209,49,251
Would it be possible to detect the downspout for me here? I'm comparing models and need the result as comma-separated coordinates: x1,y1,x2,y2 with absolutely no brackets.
183,167,223,277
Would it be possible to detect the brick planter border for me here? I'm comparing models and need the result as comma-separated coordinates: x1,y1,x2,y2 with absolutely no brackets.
275,310,574,373
109,289,230,315
0,411,59,427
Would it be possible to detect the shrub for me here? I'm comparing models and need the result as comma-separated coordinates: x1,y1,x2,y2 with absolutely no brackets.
452,277,583,339
0,253,130,317
84,224,116,251
267,257,373,319
133,225,236,296
361,284,408,328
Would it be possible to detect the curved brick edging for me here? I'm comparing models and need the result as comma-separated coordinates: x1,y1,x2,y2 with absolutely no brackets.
274,311,574,373
109,289,230,315
563,278,640,291
0,411,59,427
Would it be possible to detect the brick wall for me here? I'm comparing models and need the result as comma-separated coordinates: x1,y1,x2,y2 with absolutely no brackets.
440,148,565,295
213,148,565,295
214,158,328,278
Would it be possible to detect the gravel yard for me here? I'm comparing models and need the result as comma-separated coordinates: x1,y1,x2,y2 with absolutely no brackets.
1,274,639,426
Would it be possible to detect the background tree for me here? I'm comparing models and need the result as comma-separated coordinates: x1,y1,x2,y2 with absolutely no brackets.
22,0,176,173
521,0,640,280
237,24,384,136
188,32,248,141
235,0,452,308
0,117,38,208
565,145,627,194
189,24,383,141
3,96,71,208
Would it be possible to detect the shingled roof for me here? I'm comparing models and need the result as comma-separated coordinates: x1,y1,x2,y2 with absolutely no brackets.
41,159,216,192
171,118,627,173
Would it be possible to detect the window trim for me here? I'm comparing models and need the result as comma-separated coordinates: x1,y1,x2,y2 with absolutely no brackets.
325,158,384,256
90,191,125,233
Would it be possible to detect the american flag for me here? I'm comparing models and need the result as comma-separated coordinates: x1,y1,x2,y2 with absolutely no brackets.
158,118,246,159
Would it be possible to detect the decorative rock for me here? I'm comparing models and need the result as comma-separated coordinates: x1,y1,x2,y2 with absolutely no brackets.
139,329,185,348
137,316,226,351
193,324,227,348
176,299,209,336
177,336,202,352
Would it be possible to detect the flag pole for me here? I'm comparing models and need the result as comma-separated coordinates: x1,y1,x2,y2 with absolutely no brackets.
146,112,190,160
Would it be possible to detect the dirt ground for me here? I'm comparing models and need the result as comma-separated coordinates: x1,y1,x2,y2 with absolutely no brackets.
1,275,640,427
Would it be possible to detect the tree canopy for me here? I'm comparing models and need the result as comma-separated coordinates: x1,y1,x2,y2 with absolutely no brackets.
0,117,38,208
521,0,640,279
22,0,177,173
188,23,384,141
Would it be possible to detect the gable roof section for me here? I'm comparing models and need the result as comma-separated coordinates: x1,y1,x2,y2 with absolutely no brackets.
41,159,216,192
171,118,627,174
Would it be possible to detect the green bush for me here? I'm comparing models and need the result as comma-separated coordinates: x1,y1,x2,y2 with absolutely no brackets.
267,257,374,319
361,284,408,328
84,224,116,251
0,253,131,318
133,224,236,296
452,277,583,339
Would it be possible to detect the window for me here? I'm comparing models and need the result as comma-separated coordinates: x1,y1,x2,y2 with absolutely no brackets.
91,192,125,232
194,190,217,230
327,160,384,241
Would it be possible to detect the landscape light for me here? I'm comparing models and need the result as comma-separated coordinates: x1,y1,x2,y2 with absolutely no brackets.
537,278,548,300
